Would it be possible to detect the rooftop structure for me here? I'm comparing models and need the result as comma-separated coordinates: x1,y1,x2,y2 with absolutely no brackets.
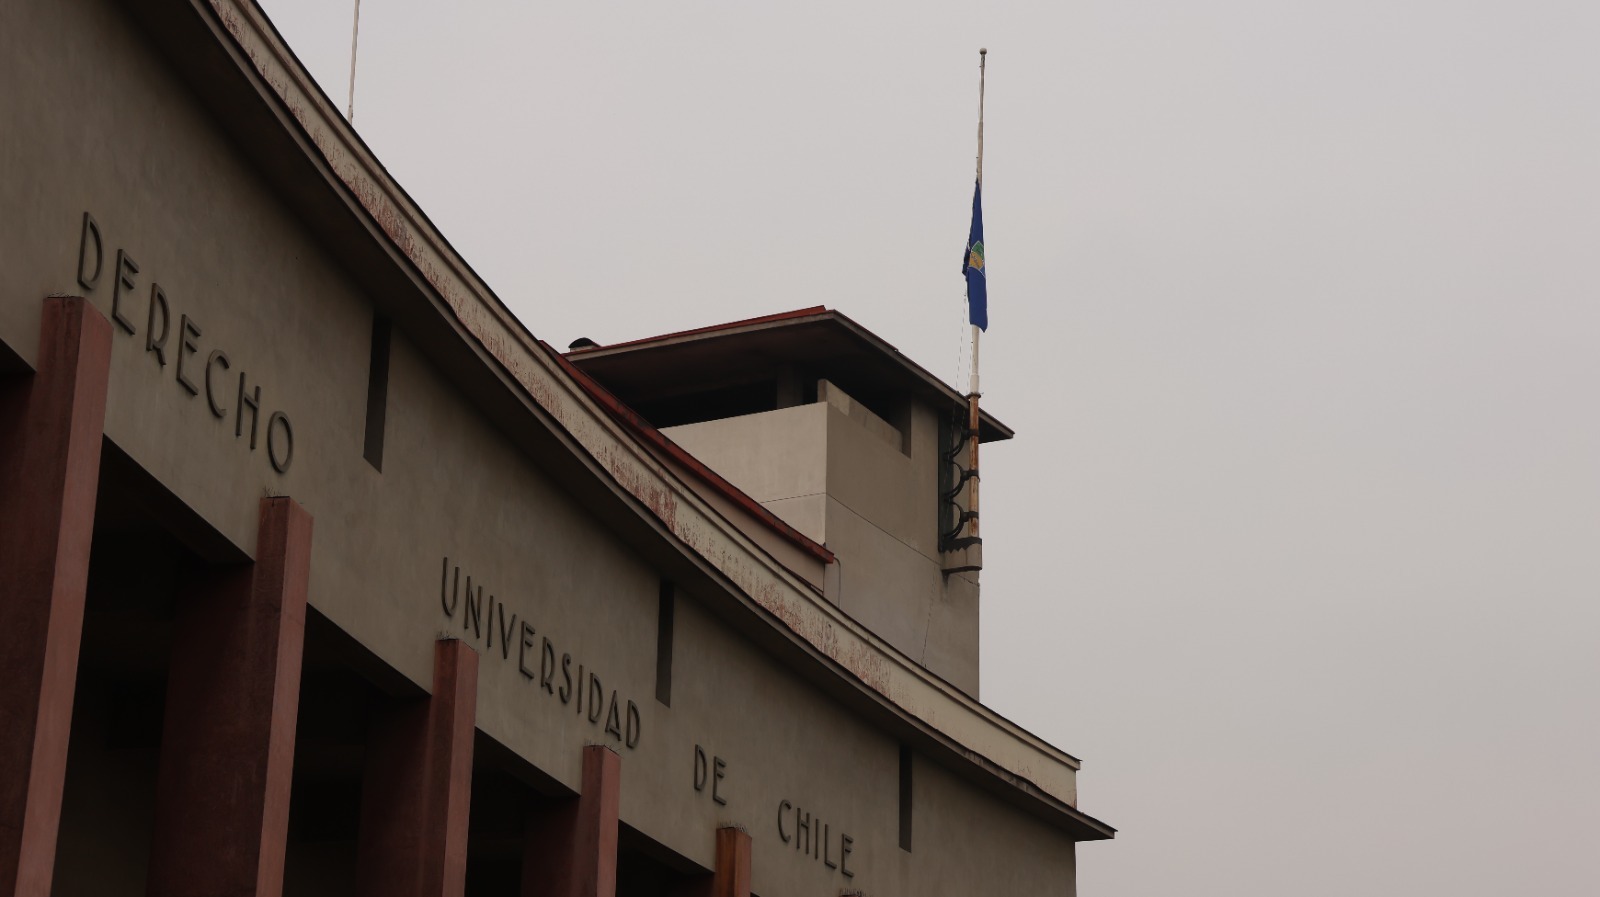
568,307,1008,693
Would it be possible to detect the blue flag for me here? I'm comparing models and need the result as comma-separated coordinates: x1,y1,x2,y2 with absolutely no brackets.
962,180,988,330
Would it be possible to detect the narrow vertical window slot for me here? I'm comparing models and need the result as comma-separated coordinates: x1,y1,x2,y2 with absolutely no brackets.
655,580,675,706
363,314,392,471
899,745,914,851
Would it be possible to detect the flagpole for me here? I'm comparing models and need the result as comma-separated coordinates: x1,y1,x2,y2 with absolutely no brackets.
347,0,362,121
966,48,986,541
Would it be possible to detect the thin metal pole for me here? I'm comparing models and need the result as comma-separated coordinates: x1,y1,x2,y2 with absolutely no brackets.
972,48,985,187
347,0,362,121
966,48,986,540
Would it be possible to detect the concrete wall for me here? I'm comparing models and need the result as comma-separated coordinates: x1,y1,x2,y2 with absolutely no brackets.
665,385,981,693
664,404,830,544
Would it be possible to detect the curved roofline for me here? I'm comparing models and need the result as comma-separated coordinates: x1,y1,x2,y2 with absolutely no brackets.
178,0,1111,840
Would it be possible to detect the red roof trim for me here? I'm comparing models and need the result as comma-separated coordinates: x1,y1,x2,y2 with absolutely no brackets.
565,306,829,355
545,342,836,566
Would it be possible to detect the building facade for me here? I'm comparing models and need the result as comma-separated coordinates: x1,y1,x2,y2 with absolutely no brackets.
0,0,1114,894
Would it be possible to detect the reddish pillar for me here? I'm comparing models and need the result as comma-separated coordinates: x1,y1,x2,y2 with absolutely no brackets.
522,745,621,897
710,827,751,897
355,638,479,897
146,496,314,897
0,297,111,897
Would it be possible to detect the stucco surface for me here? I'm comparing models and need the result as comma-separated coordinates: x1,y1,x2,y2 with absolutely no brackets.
663,404,829,513
666,390,979,691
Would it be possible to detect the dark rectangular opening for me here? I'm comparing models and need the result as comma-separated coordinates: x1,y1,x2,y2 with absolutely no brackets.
898,745,913,852
363,314,392,471
631,379,777,429
655,581,675,707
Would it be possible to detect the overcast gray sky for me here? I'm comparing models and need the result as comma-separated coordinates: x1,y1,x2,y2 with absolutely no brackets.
258,1,1599,892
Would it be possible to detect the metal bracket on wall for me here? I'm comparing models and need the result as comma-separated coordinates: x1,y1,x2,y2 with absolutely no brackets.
941,536,983,575
938,411,981,555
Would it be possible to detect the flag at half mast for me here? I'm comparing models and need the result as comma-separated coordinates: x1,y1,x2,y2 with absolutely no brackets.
962,180,988,331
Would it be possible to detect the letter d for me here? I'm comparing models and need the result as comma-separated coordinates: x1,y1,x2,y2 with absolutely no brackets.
77,212,103,291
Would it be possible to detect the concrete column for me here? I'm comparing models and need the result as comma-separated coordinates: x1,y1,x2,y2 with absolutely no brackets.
0,297,112,897
522,745,621,897
710,827,752,897
146,496,314,897
356,638,479,897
